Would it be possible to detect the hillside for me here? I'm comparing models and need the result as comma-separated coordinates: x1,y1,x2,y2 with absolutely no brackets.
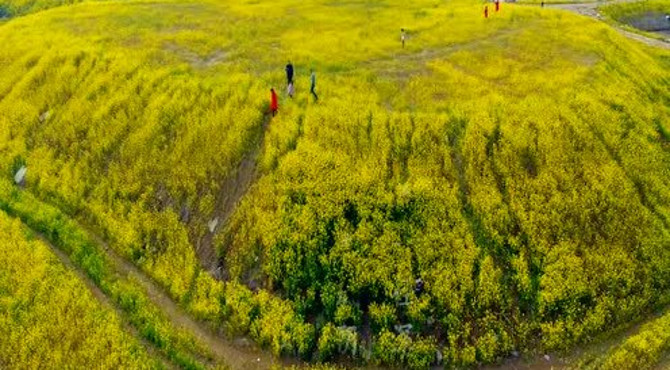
1,0,670,368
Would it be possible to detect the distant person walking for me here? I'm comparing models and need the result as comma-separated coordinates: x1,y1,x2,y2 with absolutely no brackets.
401,28,407,48
495,0,500,12
484,5,489,18
310,69,318,102
287,81,295,99
270,88,279,116
285,61,294,85
541,1,545,7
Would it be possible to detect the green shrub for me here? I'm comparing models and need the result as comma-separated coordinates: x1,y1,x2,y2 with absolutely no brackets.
369,303,396,332
373,331,436,369
317,323,359,362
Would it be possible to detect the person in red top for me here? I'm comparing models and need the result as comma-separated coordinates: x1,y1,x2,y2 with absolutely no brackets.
495,0,500,12
270,88,278,116
484,5,489,18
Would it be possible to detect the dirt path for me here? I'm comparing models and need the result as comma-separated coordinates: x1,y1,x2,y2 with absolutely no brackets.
486,305,670,370
80,221,292,370
656,351,670,369
197,113,272,274
544,0,670,49
31,232,177,370
7,109,289,368
9,175,296,369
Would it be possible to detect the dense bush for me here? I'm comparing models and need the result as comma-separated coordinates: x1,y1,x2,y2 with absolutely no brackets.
372,331,437,369
317,323,359,362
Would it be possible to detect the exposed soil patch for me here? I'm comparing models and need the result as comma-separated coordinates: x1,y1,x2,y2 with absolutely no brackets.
164,42,227,68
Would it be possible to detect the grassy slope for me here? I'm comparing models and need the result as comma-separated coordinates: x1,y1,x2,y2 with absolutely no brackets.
1,0,670,367
0,210,156,368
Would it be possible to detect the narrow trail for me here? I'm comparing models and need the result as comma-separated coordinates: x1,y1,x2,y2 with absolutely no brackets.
656,352,670,370
30,232,177,370
79,221,290,370
197,113,272,275
543,0,670,49
487,306,670,369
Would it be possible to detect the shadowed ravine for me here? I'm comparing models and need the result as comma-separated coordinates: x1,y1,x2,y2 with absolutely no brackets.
196,112,272,275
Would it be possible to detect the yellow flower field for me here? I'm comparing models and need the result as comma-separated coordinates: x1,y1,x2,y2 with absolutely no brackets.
1,0,670,367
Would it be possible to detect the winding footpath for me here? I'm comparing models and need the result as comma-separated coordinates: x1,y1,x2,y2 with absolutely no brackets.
32,233,178,369
3,185,292,369
79,219,292,370
543,0,670,49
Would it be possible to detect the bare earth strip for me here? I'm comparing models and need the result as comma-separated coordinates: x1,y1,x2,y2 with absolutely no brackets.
5,185,294,369
29,232,177,369
82,220,293,370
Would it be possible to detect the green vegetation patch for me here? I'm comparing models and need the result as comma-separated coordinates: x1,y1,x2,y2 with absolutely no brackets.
602,0,670,22
0,0,90,17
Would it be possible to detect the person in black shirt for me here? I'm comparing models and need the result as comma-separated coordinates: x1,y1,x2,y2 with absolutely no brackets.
285,61,294,85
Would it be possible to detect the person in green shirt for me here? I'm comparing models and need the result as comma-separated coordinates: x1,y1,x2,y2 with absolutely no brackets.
310,69,318,102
